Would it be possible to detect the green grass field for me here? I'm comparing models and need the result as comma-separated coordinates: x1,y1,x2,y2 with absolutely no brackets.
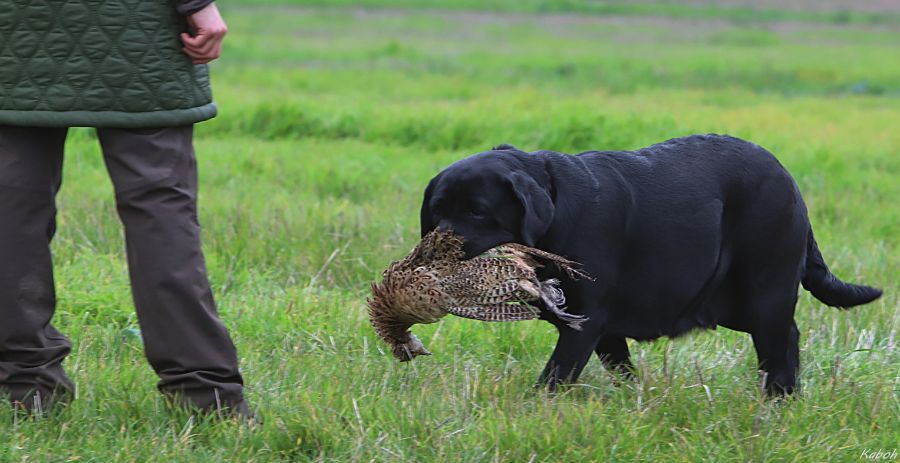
2,1,898,461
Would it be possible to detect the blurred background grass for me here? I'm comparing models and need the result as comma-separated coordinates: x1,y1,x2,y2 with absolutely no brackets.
3,1,897,461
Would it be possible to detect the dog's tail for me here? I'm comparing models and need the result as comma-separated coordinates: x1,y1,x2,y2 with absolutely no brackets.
801,228,882,308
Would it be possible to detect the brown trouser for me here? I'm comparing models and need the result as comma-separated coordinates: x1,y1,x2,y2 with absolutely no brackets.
0,125,243,410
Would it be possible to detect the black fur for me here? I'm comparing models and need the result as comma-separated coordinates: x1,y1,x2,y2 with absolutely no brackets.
420,134,882,395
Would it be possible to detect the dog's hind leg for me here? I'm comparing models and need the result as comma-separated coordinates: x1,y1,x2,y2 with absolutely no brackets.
726,158,808,396
595,336,635,381
738,256,802,396
752,319,800,396
537,320,604,391
738,261,802,396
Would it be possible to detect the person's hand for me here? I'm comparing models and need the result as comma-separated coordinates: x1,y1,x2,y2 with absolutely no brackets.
181,3,227,64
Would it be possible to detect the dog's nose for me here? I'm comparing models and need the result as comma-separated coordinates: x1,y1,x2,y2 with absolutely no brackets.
437,220,454,232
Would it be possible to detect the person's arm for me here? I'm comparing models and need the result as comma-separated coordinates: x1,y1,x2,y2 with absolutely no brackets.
179,2,228,64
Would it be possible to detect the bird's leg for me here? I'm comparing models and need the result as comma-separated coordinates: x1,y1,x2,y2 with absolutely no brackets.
392,333,432,361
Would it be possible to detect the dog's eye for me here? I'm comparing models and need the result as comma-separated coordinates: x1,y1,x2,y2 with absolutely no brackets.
468,208,486,218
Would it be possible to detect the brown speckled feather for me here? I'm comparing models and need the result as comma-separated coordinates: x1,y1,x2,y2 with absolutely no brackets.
368,230,590,361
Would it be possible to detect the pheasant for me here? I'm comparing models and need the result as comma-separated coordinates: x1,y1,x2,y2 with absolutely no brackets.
368,230,590,361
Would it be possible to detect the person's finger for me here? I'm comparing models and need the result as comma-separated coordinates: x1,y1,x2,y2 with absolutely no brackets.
181,32,204,48
182,47,210,60
181,29,226,63
188,36,221,55
185,51,212,64
183,28,225,48
181,44,202,56
187,32,226,56
181,47,208,61
181,44,220,64
182,32,213,49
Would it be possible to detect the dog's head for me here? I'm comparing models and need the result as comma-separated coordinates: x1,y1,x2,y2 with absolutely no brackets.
420,146,555,259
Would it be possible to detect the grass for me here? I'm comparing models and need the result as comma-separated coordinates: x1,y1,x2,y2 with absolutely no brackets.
233,0,900,26
2,2,898,461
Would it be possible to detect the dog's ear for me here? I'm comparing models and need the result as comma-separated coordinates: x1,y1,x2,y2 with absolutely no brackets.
492,143,518,151
507,171,554,246
420,173,441,237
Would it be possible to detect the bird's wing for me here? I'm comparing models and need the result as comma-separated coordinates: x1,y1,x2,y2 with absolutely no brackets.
445,303,540,322
438,258,540,305
499,244,593,280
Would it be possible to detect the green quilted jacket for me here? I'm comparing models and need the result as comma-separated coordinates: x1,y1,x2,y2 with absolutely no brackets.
0,0,217,128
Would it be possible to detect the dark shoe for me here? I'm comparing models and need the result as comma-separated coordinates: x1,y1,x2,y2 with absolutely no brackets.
4,384,73,417
217,399,261,427
163,393,261,427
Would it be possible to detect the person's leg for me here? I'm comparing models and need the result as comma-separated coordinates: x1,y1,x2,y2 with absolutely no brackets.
0,126,75,412
96,126,244,411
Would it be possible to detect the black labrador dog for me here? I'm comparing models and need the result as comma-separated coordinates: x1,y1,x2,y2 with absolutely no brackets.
420,134,882,395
